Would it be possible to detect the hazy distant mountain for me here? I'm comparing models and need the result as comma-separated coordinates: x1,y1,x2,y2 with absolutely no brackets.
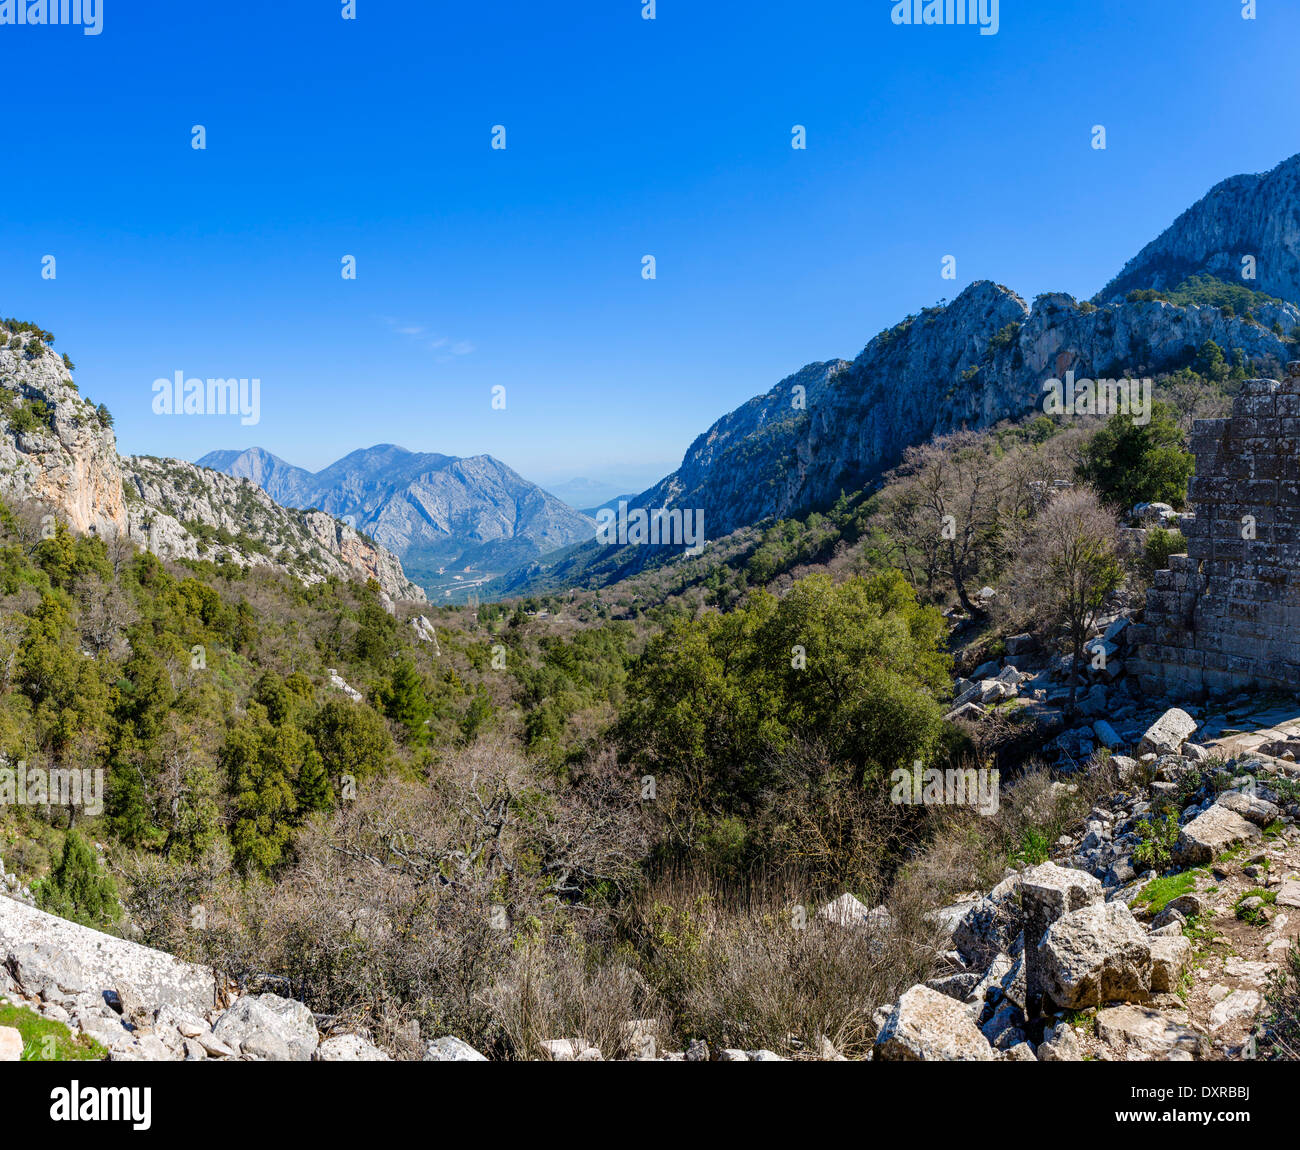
580,494,638,518
198,445,595,597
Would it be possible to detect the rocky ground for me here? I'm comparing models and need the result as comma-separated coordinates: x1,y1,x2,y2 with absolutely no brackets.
874,703,1300,1062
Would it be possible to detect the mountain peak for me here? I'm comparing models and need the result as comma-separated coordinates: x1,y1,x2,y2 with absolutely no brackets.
1097,150,1300,305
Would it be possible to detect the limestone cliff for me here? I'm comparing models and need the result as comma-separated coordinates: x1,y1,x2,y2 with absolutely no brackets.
504,283,1299,595
0,330,125,537
0,324,423,602
1099,152,1300,305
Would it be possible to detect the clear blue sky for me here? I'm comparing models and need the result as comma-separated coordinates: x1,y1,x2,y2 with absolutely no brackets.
1,0,1295,490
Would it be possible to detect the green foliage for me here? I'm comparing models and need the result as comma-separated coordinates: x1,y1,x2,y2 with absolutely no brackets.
6,396,56,435
1142,526,1188,578
309,697,393,784
1011,827,1051,866
987,321,1022,352
1236,888,1277,926
1133,868,1203,915
34,830,121,929
618,570,951,862
1076,401,1195,510
0,1002,107,1060
380,659,431,742
1133,814,1180,873
225,712,331,874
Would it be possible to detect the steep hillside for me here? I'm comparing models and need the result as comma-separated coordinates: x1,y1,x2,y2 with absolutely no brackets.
122,456,425,601
1099,152,1300,305
503,283,1298,596
0,324,125,538
0,323,423,602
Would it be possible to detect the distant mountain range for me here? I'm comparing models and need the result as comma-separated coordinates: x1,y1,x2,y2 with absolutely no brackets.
541,476,643,511
197,446,594,600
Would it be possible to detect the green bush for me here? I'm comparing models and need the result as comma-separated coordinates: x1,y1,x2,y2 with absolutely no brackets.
34,831,122,929
1076,401,1194,510
1143,527,1188,578
1133,814,1180,873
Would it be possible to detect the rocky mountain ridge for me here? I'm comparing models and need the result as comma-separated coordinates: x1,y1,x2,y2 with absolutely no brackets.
503,284,1299,596
0,332,424,602
1099,152,1300,306
502,152,1300,598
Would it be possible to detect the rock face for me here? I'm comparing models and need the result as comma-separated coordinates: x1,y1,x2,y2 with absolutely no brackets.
507,277,1297,596
0,895,216,1016
1039,901,1152,1010
199,444,595,585
1132,369,1300,694
873,985,996,1061
0,334,126,537
1098,152,1300,306
123,456,425,602
0,329,423,602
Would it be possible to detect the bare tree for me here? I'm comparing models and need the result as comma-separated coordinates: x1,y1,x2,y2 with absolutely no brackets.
999,487,1122,710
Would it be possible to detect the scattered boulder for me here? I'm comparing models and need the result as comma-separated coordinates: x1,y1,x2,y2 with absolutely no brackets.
953,876,1023,969
1039,901,1151,1010
212,994,319,1062
1095,1005,1202,1057
1019,862,1103,1014
1173,805,1262,866
1092,720,1122,749
817,893,892,933
539,1038,598,1061
1138,708,1198,757
424,1036,488,1062
1209,989,1261,1032
315,1034,391,1061
1036,1022,1082,1061
1149,934,1192,993
327,668,364,703
1216,790,1281,828
873,985,996,1061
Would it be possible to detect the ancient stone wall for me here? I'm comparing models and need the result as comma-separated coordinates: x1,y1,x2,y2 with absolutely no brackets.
1131,367,1300,697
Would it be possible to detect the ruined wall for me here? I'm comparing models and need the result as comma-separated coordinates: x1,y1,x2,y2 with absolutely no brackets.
1131,365,1300,697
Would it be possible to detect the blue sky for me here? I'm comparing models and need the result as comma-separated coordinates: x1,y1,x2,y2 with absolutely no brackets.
0,0,1295,493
